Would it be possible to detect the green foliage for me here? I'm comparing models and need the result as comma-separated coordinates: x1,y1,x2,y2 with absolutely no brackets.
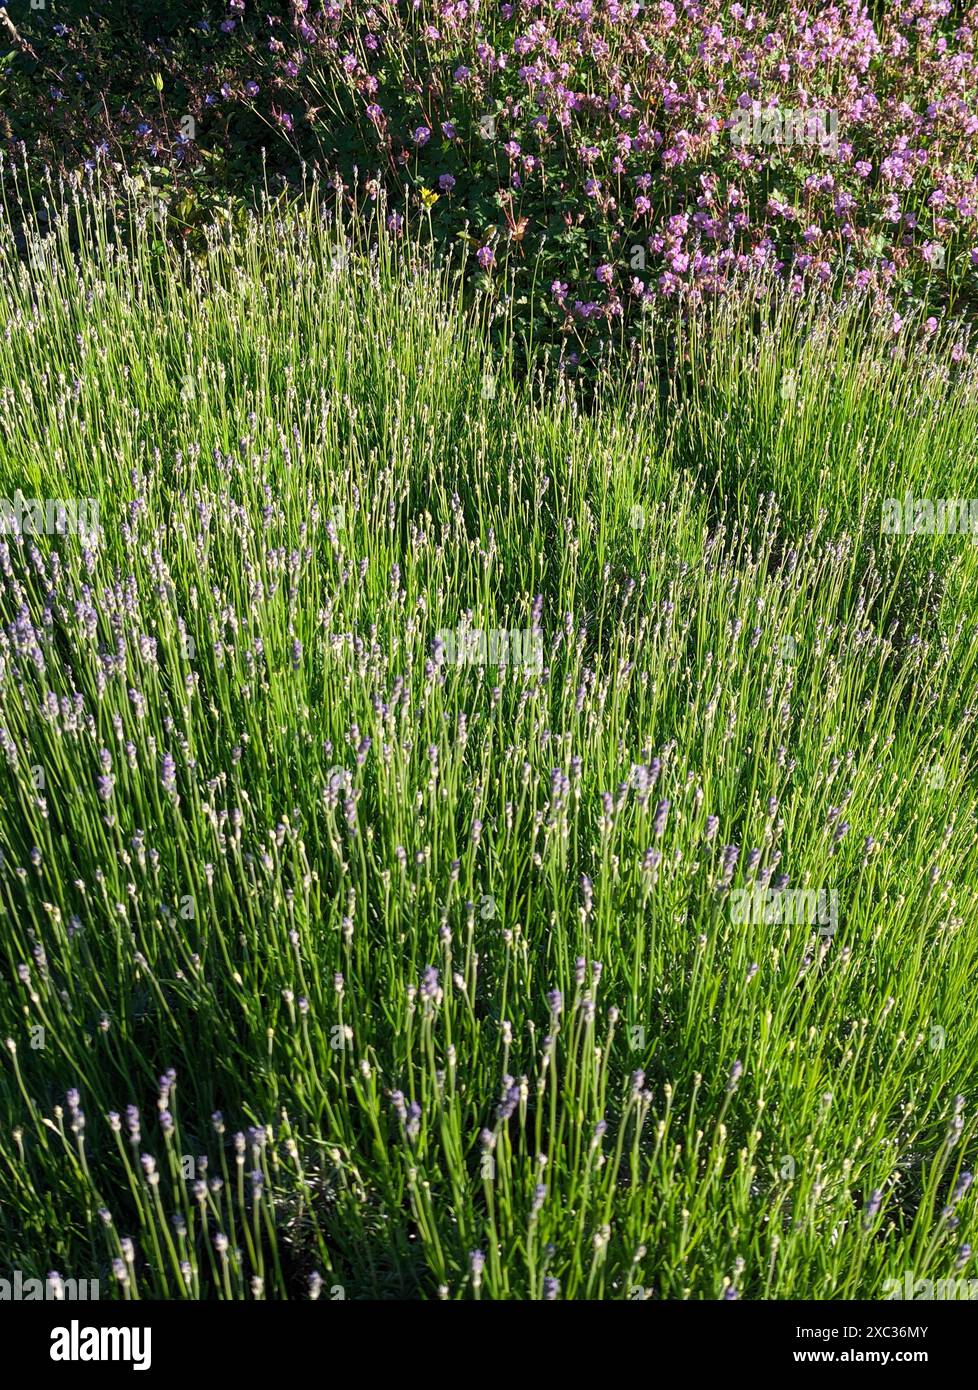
0,184,976,1299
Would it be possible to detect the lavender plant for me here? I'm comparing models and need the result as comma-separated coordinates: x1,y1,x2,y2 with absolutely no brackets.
0,172,976,1299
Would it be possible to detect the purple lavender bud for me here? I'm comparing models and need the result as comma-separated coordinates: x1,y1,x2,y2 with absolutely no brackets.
720,843,740,886
161,754,176,793
497,1085,520,1121
953,1172,973,1204
642,847,662,874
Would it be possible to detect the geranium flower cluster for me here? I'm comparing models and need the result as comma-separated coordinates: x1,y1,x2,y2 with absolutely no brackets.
14,1,978,343
251,0,978,325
